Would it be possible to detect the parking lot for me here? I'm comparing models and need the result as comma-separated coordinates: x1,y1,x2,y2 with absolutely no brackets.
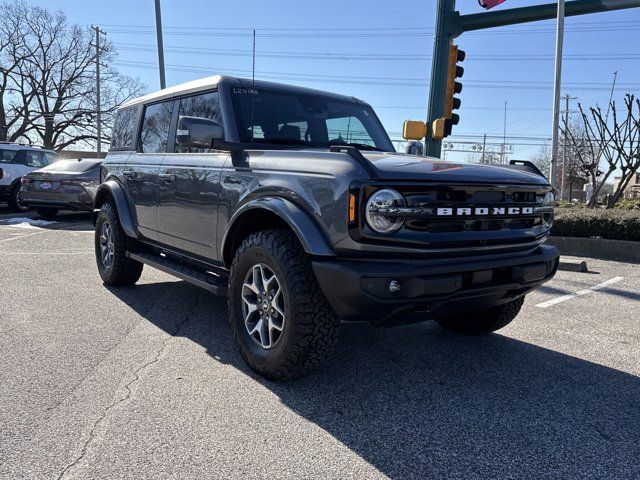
0,206,638,480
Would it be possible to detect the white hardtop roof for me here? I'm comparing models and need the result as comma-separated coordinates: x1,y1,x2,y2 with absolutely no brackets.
121,75,223,109
0,142,55,152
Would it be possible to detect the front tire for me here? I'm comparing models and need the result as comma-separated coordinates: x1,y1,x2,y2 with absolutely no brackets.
94,202,143,286
436,297,525,335
228,230,340,381
36,207,59,220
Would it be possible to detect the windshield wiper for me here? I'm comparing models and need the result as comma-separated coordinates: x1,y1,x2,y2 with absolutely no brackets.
329,142,384,152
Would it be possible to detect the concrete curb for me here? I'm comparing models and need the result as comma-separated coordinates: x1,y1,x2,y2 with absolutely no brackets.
548,236,640,264
558,260,588,272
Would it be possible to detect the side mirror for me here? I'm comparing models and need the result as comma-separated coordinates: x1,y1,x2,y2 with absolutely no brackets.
405,141,424,156
176,116,224,148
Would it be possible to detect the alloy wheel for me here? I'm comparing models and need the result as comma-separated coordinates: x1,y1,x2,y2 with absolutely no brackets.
99,221,114,269
241,263,286,349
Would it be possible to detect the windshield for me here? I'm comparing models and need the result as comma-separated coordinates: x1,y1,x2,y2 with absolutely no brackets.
230,87,394,152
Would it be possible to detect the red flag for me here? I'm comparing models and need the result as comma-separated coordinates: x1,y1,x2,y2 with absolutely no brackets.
478,0,507,9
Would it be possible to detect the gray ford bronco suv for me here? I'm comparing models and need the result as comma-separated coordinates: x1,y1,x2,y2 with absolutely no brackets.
94,75,558,380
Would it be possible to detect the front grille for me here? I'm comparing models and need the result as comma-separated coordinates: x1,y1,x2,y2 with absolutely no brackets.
355,183,552,255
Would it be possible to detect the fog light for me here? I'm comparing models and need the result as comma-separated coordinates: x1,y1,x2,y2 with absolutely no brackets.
388,280,402,294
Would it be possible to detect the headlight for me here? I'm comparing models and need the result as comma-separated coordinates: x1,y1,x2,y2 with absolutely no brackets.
542,191,555,206
365,189,406,234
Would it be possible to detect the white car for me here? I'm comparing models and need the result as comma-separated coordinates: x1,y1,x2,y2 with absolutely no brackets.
0,142,58,211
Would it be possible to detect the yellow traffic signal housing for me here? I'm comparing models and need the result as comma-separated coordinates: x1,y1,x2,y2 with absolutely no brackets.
402,120,428,140
443,44,465,138
432,118,446,140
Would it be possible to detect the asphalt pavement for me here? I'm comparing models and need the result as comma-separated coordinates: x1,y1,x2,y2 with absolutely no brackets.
0,205,638,480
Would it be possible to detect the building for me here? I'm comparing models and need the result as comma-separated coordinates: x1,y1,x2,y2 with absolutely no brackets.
613,172,640,199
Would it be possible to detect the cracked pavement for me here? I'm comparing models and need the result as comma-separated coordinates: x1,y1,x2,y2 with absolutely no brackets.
0,210,639,479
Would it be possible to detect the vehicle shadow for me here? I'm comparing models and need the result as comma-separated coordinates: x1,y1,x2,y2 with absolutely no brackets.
109,280,640,479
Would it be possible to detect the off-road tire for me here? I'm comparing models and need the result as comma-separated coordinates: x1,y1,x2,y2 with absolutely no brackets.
8,182,29,212
228,229,340,381
35,207,59,220
436,296,525,335
94,202,143,286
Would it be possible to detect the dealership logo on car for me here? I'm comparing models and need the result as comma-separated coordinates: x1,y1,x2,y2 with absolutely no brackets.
436,207,535,216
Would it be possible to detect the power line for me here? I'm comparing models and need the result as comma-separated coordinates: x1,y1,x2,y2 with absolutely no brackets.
112,59,640,91
111,42,640,62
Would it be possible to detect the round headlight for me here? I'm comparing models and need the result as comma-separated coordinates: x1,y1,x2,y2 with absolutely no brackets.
365,189,406,234
542,191,555,206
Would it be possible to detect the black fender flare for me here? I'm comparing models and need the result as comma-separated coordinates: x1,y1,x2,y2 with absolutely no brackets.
222,197,335,266
93,180,138,238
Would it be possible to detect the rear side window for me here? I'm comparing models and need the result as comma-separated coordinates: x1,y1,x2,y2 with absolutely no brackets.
174,91,223,153
0,149,18,162
111,107,138,150
140,101,174,153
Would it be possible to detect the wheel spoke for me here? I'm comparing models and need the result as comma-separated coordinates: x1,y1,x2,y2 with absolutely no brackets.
241,263,286,350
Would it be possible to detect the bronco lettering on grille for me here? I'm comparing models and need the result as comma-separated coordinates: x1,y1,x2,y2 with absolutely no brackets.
436,207,534,216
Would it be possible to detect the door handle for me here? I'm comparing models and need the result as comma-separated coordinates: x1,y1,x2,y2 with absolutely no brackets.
159,173,176,183
122,168,135,178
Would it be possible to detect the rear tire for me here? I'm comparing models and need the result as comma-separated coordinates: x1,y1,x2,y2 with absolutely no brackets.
8,183,29,212
436,297,525,335
228,229,340,381
36,207,59,220
95,202,143,286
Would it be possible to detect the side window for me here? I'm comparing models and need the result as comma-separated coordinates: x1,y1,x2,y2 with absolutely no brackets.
111,106,138,149
140,101,174,153
174,91,223,153
24,151,46,168
326,116,375,147
0,149,18,163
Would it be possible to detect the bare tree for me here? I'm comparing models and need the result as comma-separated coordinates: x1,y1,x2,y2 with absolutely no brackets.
566,94,640,208
0,1,144,150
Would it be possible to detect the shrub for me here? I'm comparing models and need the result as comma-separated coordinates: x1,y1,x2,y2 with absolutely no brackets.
615,200,640,211
552,208,640,241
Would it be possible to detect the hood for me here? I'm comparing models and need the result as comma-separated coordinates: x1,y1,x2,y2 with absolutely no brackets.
362,153,549,185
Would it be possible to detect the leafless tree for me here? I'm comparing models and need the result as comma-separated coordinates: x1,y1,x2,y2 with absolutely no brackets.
566,94,640,208
0,1,144,150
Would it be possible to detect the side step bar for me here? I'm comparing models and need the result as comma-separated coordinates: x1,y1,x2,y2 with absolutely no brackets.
127,251,228,296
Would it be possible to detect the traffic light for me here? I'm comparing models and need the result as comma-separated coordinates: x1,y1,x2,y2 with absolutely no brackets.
432,44,465,141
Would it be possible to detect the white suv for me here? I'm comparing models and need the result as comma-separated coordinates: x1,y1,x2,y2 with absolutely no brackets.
0,142,58,211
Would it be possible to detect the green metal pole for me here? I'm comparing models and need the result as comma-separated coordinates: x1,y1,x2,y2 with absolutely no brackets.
458,0,640,33
425,0,456,158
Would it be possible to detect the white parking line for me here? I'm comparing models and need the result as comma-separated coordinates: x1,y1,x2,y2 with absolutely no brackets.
535,276,625,309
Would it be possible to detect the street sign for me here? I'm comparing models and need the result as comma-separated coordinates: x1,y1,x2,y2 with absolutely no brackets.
478,0,507,9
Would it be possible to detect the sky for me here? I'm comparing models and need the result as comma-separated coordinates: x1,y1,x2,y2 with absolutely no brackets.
26,0,640,162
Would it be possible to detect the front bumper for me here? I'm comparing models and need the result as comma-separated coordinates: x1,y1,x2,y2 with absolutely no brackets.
312,244,559,325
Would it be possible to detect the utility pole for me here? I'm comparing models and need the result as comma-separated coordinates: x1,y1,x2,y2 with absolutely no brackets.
560,94,577,200
501,101,507,164
549,0,565,187
154,0,166,89
92,26,106,154
482,133,487,163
